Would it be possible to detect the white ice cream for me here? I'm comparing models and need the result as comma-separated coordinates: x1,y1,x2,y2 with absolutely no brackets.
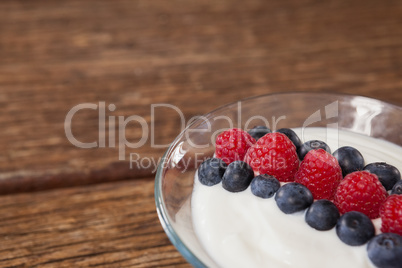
192,127,402,268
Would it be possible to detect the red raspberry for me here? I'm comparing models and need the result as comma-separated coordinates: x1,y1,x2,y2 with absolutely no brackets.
215,128,256,164
334,171,388,219
244,132,299,182
295,149,342,200
380,195,402,236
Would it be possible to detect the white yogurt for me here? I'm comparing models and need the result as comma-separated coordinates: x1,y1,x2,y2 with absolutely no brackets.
192,128,402,268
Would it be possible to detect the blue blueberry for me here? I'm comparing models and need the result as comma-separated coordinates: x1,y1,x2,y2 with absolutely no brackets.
275,182,313,214
198,158,227,186
248,125,271,140
222,161,254,192
333,146,365,177
391,180,402,195
250,174,280,199
336,211,375,246
367,233,402,268
305,200,340,231
364,162,401,191
276,128,302,151
298,140,331,160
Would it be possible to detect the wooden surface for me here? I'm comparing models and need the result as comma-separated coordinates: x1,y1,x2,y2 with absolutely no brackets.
0,0,401,267
0,179,189,267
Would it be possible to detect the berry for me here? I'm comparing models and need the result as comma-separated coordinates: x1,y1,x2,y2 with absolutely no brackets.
333,146,365,177
250,174,280,199
197,158,227,186
364,162,401,191
334,171,388,219
222,161,254,192
298,140,331,160
244,132,299,182
391,180,402,195
275,182,313,214
248,125,271,141
367,233,402,268
276,128,302,152
215,128,256,164
305,199,340,231
380,195,402,236
336,211,375,246
295,149,342,200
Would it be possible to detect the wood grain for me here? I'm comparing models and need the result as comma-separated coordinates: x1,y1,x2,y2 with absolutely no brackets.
0,178,190,267
1,0,402,193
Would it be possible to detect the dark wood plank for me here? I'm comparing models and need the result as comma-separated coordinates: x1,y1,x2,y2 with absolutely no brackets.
1,0,402,193
0,178,190,268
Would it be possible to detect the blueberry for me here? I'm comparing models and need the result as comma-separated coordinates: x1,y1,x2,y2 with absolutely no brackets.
298,140,331,160
275,182,313,214
391,180,402,195
250,174,280,199
364,162,401,191
305,200,340,231
367,233,402,268
276,128,302,151
336,211,375,246
198,158,227,186
248,125,271,140
333,146,365,177
222,161,254,192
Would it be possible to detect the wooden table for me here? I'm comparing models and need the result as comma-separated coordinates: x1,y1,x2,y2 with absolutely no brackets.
0,0,401,266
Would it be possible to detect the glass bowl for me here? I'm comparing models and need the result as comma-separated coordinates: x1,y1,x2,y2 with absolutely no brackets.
154,92,402,267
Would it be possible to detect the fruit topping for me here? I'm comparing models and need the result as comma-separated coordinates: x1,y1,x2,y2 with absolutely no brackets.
380,195,402,236
295,149,342,200
333,146,365,177
215,128,256,164
245,132,299,182
305,199,340,231
250,174,280,199
364,162,401,191
275,182,313,214
367,233,402,268
298,140,331,160
248,125,271,141
334,171,388,219
222,161,254,192
336,211,375,246
198,158,227,186
391,180,402,195
276,128,302,152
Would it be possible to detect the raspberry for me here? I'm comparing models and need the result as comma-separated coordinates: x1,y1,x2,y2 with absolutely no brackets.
334,171,388,219
215,128,256,164
295,149,342,200
380,195,402,236
244,132,299,182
